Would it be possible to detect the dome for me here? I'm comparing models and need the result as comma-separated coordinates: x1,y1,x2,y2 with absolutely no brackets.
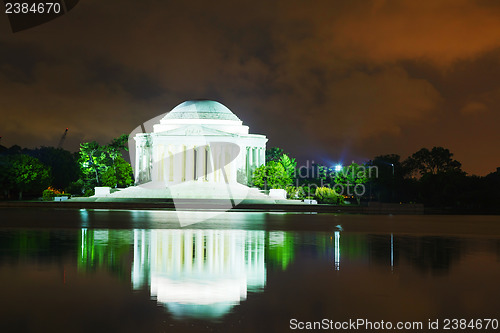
164,100,240,121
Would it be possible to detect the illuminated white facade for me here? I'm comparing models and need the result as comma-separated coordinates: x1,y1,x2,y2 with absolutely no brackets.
132,229,266,319
134,100,268,185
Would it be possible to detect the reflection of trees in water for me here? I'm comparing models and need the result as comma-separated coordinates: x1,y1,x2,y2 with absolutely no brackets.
0,230,77,264
367,235,397,268
496,240,500,262
397,236,463,274
276,232,369,272
363,235,463,274
0,229,476,285
78,229,133,280
266,231,295,270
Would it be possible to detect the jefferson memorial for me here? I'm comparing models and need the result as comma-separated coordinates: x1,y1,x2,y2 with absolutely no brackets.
99,100,274,204
134,100,268,186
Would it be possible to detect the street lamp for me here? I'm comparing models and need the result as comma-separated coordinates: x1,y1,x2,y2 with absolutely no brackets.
335,164,342,172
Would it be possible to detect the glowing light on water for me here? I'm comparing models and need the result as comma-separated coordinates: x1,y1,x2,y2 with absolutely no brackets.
391,233,394,271
334,231,340,270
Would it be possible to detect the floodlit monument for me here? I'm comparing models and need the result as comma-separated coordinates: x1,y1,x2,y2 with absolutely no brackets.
134,100,268,186
91,100,277,205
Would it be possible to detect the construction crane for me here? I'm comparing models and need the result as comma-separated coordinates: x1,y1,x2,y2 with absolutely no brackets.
57,128,68,149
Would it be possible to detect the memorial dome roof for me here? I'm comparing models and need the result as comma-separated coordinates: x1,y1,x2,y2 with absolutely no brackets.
164,100,240,121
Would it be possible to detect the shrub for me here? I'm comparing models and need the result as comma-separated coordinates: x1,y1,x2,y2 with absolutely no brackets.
42,189,56,201
43,186,70,200
285,186,307,200
314,186,343,204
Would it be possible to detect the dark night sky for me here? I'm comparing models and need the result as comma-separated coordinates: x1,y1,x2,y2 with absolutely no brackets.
1,0,499,175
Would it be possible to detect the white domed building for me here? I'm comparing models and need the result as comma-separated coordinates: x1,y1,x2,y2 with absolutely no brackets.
134,100,268,186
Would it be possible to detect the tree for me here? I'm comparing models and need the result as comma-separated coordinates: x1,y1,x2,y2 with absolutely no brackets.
0,155,13,198
252,161,291,189
9,155,51,200
265,147,285,163
334,162,371,204
404,147,463,177
101,156,134,188
105,134,130,187
279,154,297,182
79,141,106,186
27,147,80,190
369,154,402,202
77,135,133,194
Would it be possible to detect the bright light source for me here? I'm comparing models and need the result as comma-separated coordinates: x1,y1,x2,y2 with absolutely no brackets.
335,164,342,172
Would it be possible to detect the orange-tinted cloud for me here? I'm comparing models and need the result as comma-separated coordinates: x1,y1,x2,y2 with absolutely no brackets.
0,0,499,175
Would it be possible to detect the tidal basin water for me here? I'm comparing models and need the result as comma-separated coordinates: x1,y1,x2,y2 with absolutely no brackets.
0,209,499,332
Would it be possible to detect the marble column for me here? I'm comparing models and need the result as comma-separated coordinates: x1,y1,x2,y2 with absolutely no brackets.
186,145,195,181
173,145,183,183
196,145,206,181
206,146,214,182
167,146,174,182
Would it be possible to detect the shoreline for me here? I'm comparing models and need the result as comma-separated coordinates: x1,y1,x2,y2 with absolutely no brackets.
1,200,498,215
1,200,425,214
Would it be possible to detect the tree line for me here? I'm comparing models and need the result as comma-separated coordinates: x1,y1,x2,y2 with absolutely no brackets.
0,135,133,200
1,137,499,212
251,146,500,211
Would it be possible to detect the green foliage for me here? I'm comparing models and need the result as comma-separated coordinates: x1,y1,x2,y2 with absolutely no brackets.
78,135,132,193
65,179,85,196
108,134,129,152
285,185,307,200
101,156,134,188
266,232,295,270
27,147,79,189
84,187,95,197
79,141,103,186
334,162,370,204
0,155,13,196
314,186,343,204
252,161,291,189
265,147,284,163
42,189,56,201
9,155,51,199
252,151,296,190
279,154,297,181
42,187,70,201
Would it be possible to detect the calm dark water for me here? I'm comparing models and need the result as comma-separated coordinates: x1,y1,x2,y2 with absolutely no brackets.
0,209,499,332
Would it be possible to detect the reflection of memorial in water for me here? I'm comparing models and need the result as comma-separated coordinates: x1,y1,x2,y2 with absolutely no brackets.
132,229,266,319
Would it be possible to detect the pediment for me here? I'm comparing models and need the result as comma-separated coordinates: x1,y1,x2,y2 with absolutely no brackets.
155,125,236,137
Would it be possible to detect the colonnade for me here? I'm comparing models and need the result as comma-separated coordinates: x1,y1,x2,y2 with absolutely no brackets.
135,140,266,185
152,143,239,183
245,146,266,181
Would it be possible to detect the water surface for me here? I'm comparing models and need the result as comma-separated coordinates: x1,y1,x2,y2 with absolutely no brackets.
0,209,499,332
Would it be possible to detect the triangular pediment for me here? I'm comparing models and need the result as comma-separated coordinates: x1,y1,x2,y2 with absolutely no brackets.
155,125,237,137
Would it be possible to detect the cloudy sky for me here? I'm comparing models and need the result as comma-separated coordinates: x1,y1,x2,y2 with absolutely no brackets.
1,0,499,175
